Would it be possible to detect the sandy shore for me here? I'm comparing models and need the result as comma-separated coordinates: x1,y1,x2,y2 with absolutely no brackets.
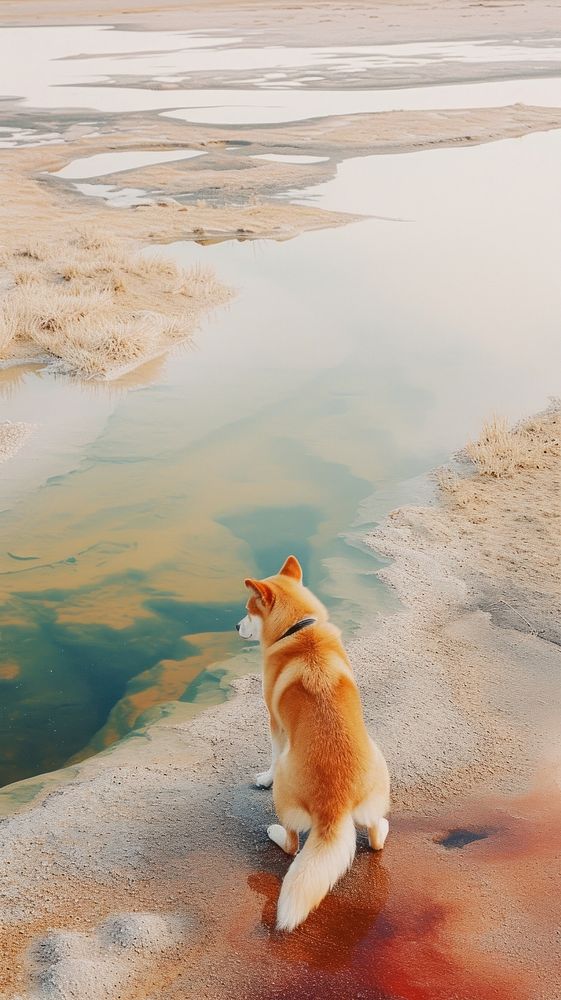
2,0,561,51
5,103,560,246
0,407,559,998
364,408,561,809
19,104,561,198
8,100,561,214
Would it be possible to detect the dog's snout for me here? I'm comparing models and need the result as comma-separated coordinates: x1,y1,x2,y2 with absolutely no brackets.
236,613,260,642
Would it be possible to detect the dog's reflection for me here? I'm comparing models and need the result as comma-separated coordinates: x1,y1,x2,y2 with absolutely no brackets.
248,846,390,972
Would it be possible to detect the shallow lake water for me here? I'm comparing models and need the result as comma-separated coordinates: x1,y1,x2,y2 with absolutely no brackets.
1,26,561,792
3,25,561,128
2,128,561,790
8,73,561,123
2,27,561,104
53,148,206,179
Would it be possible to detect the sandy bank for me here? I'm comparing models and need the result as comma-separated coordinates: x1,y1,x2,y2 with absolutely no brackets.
10,103,561,193
31,104,561,202
2,0,561,53
362,406,561,810
1,140,357,245
0,406,559,998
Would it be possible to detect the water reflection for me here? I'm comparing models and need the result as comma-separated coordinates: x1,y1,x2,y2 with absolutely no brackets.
3,26,561,121
1,127,560,789
53,148,205,179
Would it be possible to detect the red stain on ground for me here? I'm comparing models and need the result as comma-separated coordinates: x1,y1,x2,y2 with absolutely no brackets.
240,854,528,1000
217,782,561,1000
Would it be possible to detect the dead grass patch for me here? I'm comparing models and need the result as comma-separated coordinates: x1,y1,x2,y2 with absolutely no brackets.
0,234,232,379
438,409,561,504
465,413,558,477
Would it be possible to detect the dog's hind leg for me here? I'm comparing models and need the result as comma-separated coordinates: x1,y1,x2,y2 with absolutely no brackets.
270,759,309,854
353,738,390,850
367,817,389,850
353,784,390,852
353,798,389,850
267,824,299,855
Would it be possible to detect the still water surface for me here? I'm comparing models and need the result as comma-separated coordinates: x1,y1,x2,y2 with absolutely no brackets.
2,27,561,106
1,28,560,790
2,128,560,789
3,25,561,127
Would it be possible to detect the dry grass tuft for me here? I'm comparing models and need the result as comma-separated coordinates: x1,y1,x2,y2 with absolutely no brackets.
466,413,558,477
13,241,50,262
438,410,560,504
13,264,44,287
0,234,232,379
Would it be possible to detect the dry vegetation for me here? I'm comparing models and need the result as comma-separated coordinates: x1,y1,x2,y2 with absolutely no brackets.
0,235,232,379
465,413,560,477
437,408,561,505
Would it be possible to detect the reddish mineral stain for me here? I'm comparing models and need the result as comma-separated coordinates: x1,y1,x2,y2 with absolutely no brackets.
230,785,561,1000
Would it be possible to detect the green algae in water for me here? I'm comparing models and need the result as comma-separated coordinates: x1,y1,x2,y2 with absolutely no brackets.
0,592,238,788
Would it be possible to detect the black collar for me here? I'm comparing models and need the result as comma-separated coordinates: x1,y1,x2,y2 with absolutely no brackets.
277,616,317,643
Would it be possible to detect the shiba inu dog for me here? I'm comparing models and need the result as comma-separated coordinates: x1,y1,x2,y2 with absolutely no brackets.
237,555,390,932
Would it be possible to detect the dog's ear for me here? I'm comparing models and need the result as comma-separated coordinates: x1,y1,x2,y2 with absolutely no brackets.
278,555,303,583
245,578,274,607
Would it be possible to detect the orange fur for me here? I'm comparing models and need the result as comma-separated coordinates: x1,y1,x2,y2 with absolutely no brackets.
243,555,390,931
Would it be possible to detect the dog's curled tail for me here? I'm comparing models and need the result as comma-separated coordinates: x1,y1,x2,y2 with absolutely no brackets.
276,813,356,931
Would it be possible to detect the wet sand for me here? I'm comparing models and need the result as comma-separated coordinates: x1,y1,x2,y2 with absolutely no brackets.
15,103,561,200
1,408,559,998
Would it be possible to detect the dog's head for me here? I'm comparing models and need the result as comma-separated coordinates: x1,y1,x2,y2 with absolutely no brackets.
236,555,327,646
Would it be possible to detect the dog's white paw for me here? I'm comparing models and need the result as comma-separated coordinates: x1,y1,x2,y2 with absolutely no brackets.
370,816,389,850
267,824,288,851
255,769,273,789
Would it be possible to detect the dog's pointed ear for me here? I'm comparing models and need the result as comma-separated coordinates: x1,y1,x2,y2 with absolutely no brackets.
278,555,303,583
245,578,274,607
